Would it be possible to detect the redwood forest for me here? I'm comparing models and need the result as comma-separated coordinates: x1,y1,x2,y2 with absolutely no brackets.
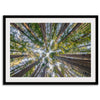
10,23,91,77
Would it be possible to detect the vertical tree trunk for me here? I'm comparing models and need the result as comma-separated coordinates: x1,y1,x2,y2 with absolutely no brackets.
41,65,47,77
55,66,64,77
50,23,52,34
35,66,43,77
55,23,69,43
39,23,47,47
31,63,41,77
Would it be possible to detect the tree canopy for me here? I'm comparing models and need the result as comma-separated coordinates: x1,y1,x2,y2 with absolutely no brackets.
10,23,91,77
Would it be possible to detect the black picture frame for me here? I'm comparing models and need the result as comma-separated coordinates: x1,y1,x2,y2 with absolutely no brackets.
3,15,98,85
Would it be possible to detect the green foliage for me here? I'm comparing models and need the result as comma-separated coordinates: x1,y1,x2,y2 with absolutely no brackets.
10,23,91,77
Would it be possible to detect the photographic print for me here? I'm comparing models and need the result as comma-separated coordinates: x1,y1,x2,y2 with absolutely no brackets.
3,16,98,85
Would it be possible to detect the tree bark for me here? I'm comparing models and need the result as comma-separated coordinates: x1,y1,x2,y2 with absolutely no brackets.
59,58,90,76
59,54,91,59
31,63,41,77
12,59,41,77
35,66,43,77
22,23,37,39
50,23,52,34
55,56,91,73
71,66,90,76
39,23,47,47
41,65,47,77
55,23,69,43
11,23,34,42
55,66,64,77
10,55,28,58
61,23,82,42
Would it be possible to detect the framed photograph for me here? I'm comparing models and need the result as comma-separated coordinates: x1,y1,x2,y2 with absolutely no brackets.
3,15,98,85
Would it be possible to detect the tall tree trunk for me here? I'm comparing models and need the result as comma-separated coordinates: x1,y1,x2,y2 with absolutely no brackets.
10,55,28,58
55,23,69,43
59,58,90,76
22,23,37,39
50,23,52,34
61,23,82,42
39,23,47,47
64,63,76,77
59,54,91,59
35,65,43,77
55,56,91,73
65,69,76,77
41,65,47,77
11,23,34,42
55,66,64,77
65,69,72,77
12,58,41,77
31,63,41,77
71,66,90,76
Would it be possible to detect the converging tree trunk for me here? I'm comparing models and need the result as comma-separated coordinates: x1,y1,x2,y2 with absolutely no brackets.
12,59,41,77
10,55,28,58
41,65,47,77
35,66,43,77
55,65,64,77
11,23,34,42
55,56,91,73
22,23,37,39
61,23,82,42
59,54,91,59
39,23,47,47
10,22,91,78
50,23,52,34
55,23,69,43
31,63,41,77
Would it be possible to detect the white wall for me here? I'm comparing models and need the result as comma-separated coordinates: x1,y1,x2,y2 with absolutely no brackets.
0,0,99,100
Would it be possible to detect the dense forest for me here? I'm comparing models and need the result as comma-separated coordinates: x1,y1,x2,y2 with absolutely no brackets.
10,23,91,77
